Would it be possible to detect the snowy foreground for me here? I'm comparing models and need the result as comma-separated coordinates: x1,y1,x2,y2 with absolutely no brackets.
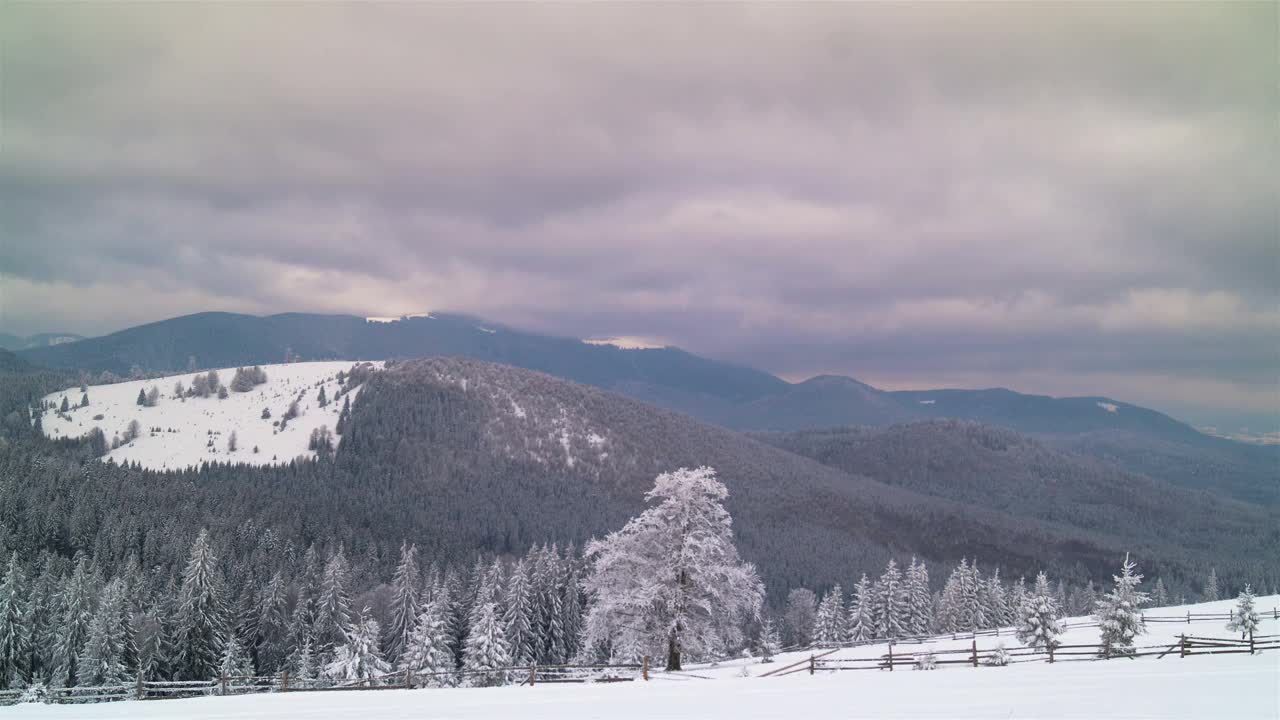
10,597,1277,719
38,361,380,470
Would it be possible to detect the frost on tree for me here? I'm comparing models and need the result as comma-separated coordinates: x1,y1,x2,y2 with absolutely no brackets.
77,578,130,686
1226,585,1260,639
814,585,844,644
399,599,455,687
581,466,764,671
757,617,780,663
1015,573,1062,651
387,543,420,663
845,574,872,643
0,552,30,689
325,607,390,683
462,601,510,687
872,559,905,639
173,530,227,680
1093,553,1149,658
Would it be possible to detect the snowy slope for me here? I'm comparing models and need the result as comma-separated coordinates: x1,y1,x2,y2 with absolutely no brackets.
38,361,382,471
6,598,1276,719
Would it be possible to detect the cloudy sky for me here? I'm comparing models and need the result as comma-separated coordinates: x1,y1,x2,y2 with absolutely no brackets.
1,3,1275,428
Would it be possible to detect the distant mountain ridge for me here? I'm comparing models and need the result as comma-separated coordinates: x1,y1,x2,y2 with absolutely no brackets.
16,311,1275,503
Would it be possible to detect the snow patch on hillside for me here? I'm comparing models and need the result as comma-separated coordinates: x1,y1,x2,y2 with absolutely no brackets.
1097,401,1119,413
366,312,434,323
38,361,383,471
582,336,667,350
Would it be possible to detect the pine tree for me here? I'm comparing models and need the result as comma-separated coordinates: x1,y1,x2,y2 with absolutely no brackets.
255,571,289,675
399,599,455,687
0,552,30,689
289,636,318,684
387,543,420,663
1151,578,1170,608
560,550,584,662
324,607,390,682
136,389,146,406
1203,568,1220,602
314,548,353,654
872,559,905,639
814,585,844,644
1015,573,1062,651
52,556,95,687
904,558,932,636
462,601,510,687
173,530,227,680
581,467,764,671
77,578,130,686
1226,585,1260,639
502,560,535,664
1094,553,1149,658
218,630,255,682
60,396,70,412
845,575,873,643
758,616,780,663
986,569,1011,627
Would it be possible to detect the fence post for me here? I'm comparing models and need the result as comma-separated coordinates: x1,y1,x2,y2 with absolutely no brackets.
887,642,893,672
136,671,145,700
642,656,649,681
528,664,536,687
809,654,815,675
971,639,978,668
1047,644,1054,664
281,669,290,693
1179,634,1186,658
405,668,414,689
1249,630,1255,655
220,672,228,696
1186,611,1190,624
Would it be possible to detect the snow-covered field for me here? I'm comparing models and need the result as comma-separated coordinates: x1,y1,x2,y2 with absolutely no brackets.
38,361,381,470
8,597,1277,719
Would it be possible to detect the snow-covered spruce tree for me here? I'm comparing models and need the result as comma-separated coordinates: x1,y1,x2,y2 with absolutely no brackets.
218,630,255,682
255,571,290,675
502,559,535,664
560,549,585,662
0,552,30,689
758,617,780,663
1015,573,1062,652
173,530,227,680
52,556,96,687
399,599,455,687
314,548,353,654
1203,568,1219,602
289,635,318,684
1226,585,1260,639
783,588,817,647
325,607,389,683
582,467,764,671
77,578,130,686
986,569,1012,627
872,559,905,639
386,543,420,663
1151,578,1170,608
462,601,511,687
845,575,873,643
1094,553,1149,658
814,585,844,644
904,558,932,636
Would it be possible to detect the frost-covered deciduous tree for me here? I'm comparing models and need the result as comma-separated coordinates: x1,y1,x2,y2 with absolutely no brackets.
1015,573,1062,651
581,467,764,670
462,602,510,687
783,589,817,647
1226,585,1260,639
1094,554,1149,658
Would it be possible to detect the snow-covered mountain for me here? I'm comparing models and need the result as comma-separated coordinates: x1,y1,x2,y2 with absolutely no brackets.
38,361,381,471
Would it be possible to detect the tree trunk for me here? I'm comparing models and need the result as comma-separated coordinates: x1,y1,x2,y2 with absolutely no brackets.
666,632,681,671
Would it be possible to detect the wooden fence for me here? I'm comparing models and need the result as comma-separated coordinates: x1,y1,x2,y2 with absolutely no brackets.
768,630,1278,677
0,659,649,707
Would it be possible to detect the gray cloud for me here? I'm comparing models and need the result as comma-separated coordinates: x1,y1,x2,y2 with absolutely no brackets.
1,3,1275,425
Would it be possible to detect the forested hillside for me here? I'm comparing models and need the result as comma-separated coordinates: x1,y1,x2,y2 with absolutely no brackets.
19,311,1272,506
